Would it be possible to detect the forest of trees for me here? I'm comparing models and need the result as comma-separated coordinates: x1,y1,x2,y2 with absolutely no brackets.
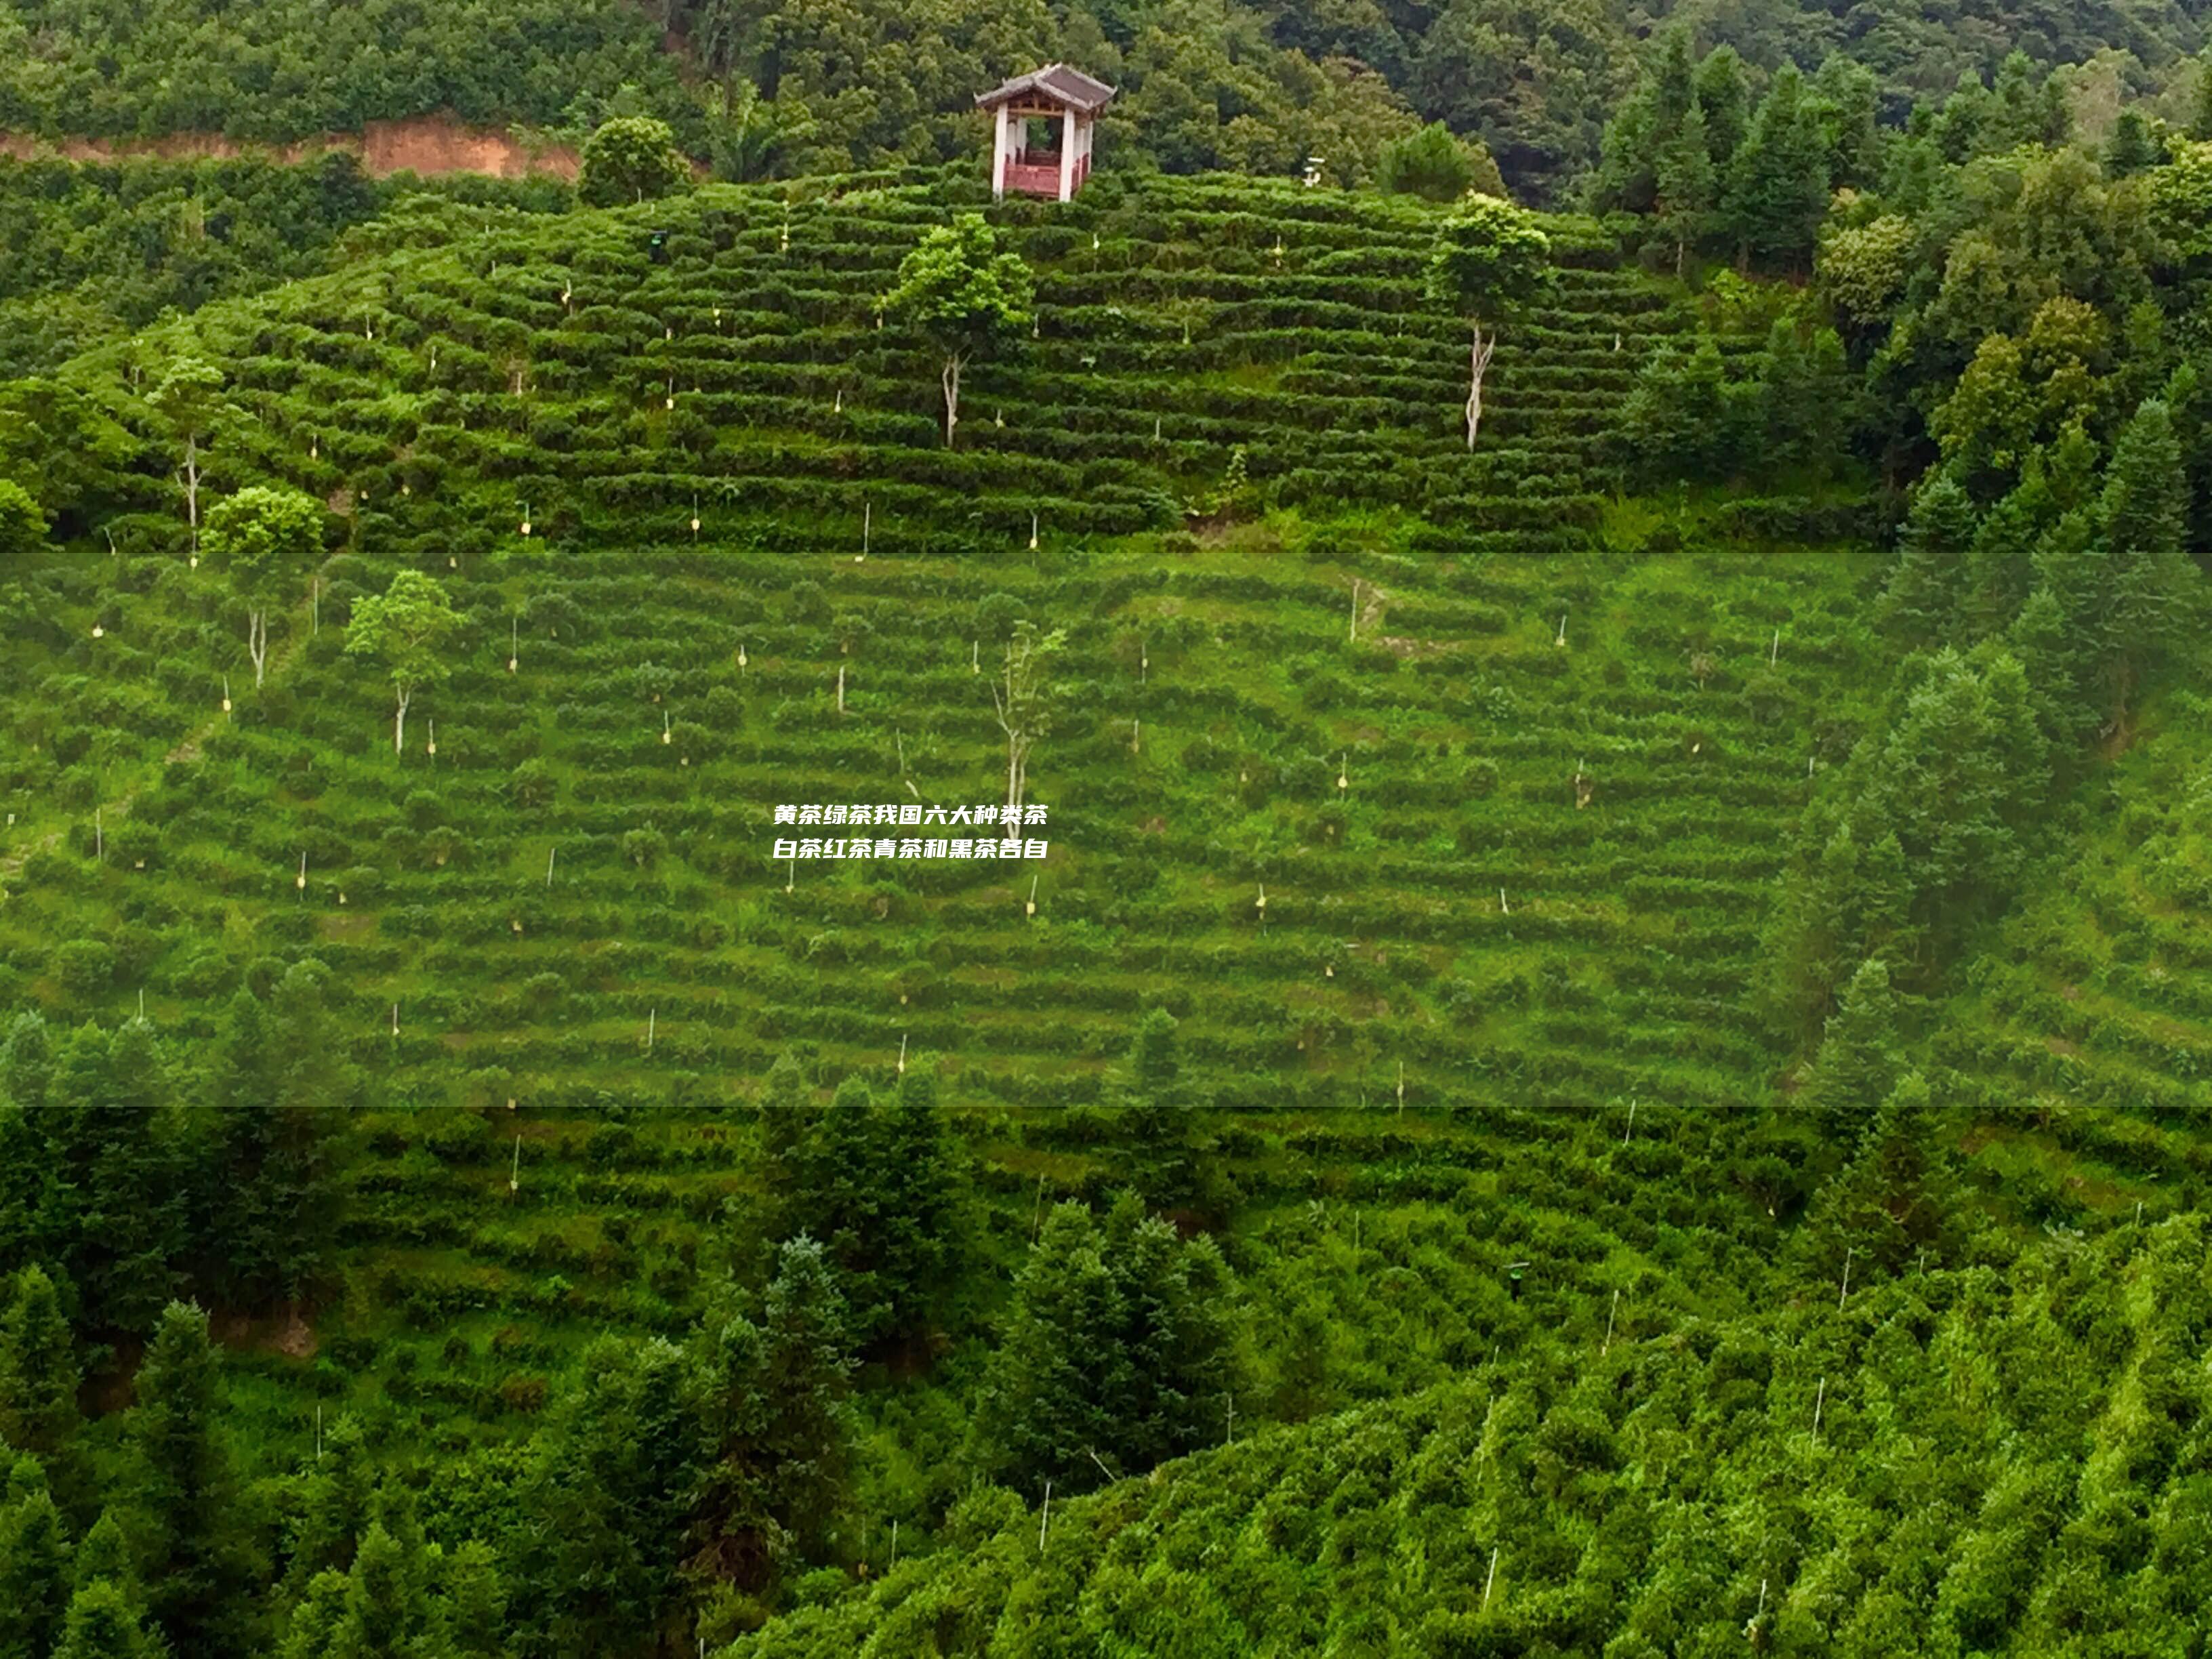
5,0,2212,198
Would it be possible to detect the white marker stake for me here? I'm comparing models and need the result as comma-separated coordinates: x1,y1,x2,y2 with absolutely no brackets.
510,1134,520,1193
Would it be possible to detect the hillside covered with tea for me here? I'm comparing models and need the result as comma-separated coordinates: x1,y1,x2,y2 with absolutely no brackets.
1,14,2210,1659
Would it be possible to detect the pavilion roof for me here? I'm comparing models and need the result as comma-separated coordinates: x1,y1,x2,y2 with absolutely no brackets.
975,64,1117,115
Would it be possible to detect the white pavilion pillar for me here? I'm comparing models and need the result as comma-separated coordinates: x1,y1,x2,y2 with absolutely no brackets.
1058,110,1076,201
993,104,1011,201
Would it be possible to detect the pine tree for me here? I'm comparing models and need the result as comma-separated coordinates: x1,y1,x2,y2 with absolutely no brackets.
1629,333,1738,486
0,1458,70,1659
0,1266,81,1461
1877,474,1980,645
878,1059,961,1344
438,1540,506,1658
2097,398,2198,729
201,976,348,1309
752,1237,854,1559
981,1203,1126,1494
114,1301,262,1657
1807,1072,1963,1277
279,1413,373,1606
1654,100,1717,274
1762,316,1849,476
1723,66,1830,269
1694,47,1751,168
519,1334,706,1656
1101,1195,1238,1469
52,1578,163,1659
2106,110,2160,177
1799,956,1902,1144
692,1236,855,1593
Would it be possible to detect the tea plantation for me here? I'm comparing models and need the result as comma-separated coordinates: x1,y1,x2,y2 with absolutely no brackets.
1,161,2206,1659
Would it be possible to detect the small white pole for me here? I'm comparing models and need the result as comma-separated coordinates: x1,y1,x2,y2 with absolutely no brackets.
316,1405,323,1460
1623,1099,1635,1144
1813,1376,1826,1438
1603,1288,1619,1355
1038,1481,1051,1552
546,846,556,886
647,1008,655,1050
510,1134,520,1193
888,1519,898,1572
1481,1547,1499,1612
1839,1246,1853,1310
897,1032,907,1076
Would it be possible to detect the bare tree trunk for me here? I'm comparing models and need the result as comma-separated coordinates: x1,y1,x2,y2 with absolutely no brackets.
180,430,202,553
942,353,962,448
394,688,410,755
247,609,267,687
1465,322,1497,451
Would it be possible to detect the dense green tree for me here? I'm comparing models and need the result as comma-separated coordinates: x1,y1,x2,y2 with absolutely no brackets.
882,213,1033,448
2106,110,2161,178
1613,335,1733,485
1411,0,1631,202
278,1414,374,1607
764,1059,961,1349
1375,121,1477,201
1,1021,188,1339
2090,397,2197,726
518,1334,706,1657
201,485,324,689
345,570,461,755
1721,66,1831,270
1798,956,1903,1141
692,1236,855,1595
113,1301,261,1657
0,480,43,567
1805,1071,1964,1277
50,1576,163,1659
0,1458,70,1659
1877,473,1980,646
577,117,693,207
1425,192,1553,448
0,1267,81,1465
980,1199,1240,1495
199,968,352,1308
1653,101,1717,275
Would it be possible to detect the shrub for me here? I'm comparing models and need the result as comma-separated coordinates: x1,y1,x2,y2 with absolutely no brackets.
53,937,117,994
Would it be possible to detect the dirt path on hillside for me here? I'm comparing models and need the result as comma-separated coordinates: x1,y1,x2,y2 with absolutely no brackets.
0,113,581,180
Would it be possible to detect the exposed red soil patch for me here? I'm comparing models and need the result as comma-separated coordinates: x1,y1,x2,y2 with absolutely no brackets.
1,113,580,180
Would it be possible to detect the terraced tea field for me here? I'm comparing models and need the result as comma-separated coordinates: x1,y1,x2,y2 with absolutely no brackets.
0,169,1892,1462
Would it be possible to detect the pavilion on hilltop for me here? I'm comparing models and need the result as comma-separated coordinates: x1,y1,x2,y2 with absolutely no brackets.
977,64,1116,202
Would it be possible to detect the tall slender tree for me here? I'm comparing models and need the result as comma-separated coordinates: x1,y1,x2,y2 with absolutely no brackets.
112,1302,262,1657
